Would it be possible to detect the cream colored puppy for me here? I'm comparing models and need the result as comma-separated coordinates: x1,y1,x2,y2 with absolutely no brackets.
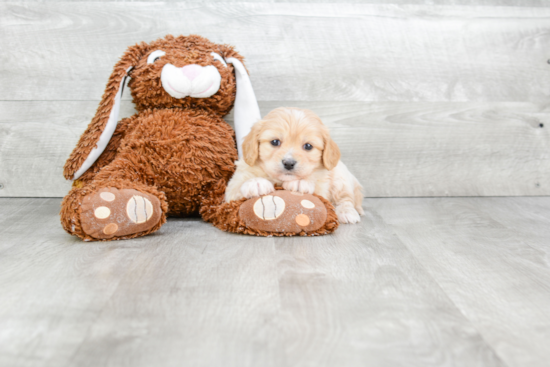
225,107,364,224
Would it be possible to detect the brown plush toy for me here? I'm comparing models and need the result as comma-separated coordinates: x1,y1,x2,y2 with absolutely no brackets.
61,35,338,241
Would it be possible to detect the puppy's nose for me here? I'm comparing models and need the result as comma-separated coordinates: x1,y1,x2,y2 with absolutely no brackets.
282,159,297,171
180,65,202,81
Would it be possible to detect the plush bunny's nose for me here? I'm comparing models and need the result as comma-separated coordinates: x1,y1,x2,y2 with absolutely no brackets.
161,63,221,99
181,65,202,81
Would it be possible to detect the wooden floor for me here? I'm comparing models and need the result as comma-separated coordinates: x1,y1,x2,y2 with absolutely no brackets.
1,197,549,367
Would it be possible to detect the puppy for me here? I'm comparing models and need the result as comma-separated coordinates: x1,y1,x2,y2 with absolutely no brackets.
225,107,364,224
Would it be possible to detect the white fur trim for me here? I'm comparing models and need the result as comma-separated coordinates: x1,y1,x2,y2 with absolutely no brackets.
72,67,132,180
147,50,166,64
226,57,261,160
210,52,227,67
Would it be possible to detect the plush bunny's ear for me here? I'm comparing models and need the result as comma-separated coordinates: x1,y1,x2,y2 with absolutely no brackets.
226,57,261,160
63,43,148,180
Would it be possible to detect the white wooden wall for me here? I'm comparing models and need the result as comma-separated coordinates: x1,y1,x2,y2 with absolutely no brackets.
1,1,550,197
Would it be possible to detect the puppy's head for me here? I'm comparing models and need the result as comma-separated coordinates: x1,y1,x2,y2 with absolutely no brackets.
242,107,341,181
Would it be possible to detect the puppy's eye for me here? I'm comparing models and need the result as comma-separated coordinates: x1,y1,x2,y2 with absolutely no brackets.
147,50,166,64
303,143,313,151
270,139,281,147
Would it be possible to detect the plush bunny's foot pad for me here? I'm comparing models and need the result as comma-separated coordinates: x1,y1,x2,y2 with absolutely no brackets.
239,191,329,233
201,188,338,236
80,188,162,239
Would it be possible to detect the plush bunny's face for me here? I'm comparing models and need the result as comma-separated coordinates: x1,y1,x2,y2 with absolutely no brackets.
64,34,259,181
128,35,242,115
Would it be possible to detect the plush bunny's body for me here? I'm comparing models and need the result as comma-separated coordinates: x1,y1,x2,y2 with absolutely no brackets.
62,110,237,240
61,35,338,241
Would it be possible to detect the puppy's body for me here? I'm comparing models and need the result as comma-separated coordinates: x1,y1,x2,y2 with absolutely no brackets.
225,108,364,224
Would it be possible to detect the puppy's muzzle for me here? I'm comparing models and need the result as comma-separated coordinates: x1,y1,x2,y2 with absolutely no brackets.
161,64,221,99
282,159,297,171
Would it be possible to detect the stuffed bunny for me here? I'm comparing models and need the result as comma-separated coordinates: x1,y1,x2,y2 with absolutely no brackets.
60,35,338,241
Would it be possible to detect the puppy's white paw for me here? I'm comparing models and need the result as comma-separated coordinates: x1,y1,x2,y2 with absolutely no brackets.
240,178,275,199
282,180,315,194
336,206,361,224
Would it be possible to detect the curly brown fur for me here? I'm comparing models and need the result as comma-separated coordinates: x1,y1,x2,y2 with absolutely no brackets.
75,115,137,185
89,109,237,215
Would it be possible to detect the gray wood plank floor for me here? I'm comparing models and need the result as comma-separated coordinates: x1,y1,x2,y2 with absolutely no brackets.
1,197,549,366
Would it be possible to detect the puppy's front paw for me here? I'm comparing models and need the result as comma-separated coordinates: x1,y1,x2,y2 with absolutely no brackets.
282,180,315,194
240,178,275,199
336,206,361,224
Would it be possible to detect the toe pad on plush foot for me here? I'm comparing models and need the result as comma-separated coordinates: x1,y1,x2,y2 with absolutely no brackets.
80,188,162,239
239,191,327,234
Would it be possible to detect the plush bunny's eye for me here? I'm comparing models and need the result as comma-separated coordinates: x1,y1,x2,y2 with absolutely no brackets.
147,50,166,64
211,52,227,67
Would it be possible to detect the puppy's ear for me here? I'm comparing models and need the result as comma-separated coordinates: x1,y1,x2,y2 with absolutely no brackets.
322,129,341,171
242,121,263,166
63,42,149,180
